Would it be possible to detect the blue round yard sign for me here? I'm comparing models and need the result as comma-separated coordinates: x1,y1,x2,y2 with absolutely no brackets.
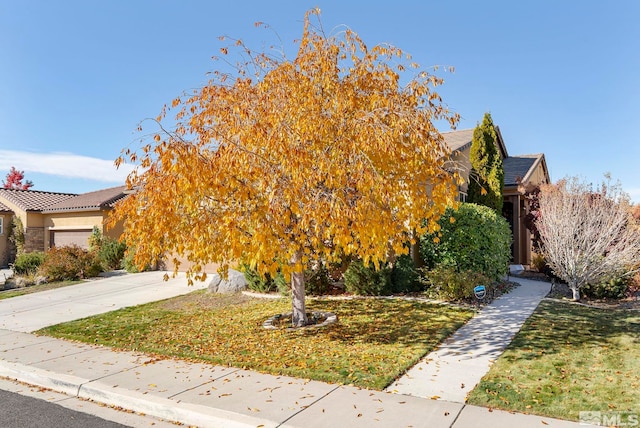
474,285,486,300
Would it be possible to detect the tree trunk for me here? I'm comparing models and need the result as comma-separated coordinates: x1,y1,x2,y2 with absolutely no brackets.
570,281,581,301
291,251,308,327
410,230,424,269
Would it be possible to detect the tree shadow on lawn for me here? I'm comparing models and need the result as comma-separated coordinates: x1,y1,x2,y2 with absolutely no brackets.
501,299,640,361
305,298,473,347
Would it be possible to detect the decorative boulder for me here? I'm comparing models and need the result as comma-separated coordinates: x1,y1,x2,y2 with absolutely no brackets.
207,269,248,294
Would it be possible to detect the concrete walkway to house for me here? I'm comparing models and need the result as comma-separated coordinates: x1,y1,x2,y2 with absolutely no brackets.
386,277,551,402
0,272,591,427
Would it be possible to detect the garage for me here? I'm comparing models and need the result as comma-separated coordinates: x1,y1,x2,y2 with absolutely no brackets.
50,230,93,249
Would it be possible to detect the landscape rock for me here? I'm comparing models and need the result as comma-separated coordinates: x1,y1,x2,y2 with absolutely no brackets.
207,269,247,294
35,276,48,286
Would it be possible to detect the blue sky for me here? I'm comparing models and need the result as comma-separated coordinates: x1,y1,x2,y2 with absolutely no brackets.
1,1,638,201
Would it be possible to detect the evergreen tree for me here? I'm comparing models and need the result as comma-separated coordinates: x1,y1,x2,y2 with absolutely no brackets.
467,113,503,212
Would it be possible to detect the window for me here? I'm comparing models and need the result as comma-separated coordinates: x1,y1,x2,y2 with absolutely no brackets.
0,216,3,235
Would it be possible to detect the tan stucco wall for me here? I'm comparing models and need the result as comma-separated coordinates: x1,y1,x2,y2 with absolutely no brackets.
26,212,44,227
0,199,27,228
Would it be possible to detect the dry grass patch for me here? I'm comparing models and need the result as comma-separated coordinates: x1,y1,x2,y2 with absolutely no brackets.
37,291,473,389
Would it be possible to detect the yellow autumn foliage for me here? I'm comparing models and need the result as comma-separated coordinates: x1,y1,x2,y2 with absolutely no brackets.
110,9,460,287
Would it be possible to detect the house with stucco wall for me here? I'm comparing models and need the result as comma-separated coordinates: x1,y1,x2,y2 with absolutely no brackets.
0,186,126,267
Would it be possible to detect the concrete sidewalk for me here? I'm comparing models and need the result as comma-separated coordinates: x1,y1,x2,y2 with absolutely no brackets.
0,329,587,428
386,277,551,402
0,273,591,427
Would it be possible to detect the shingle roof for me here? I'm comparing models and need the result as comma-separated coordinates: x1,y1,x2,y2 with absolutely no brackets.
42,185,127,213
503,154,544,187
0,188,77,211
442,129,474,153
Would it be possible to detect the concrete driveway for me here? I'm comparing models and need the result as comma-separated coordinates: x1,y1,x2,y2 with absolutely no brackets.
0,271,208,332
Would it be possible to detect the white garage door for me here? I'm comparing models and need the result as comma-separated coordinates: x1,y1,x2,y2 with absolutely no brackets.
51,230,93,249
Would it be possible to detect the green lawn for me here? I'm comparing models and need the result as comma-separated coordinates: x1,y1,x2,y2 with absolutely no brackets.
467,299,640,422
37,291,474,390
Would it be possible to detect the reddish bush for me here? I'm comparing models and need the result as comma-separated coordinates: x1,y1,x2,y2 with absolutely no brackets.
38,245,103,281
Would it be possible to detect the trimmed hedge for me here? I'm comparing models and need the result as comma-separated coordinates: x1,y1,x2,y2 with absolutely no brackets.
421,203,512,281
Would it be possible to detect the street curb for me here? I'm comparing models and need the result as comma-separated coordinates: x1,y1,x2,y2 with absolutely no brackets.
0,360,271,428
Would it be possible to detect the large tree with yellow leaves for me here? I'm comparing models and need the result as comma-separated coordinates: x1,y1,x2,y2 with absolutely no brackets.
111,10,461,326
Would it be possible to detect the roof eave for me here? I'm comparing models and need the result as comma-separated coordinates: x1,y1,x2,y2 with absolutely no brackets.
42,207,106,214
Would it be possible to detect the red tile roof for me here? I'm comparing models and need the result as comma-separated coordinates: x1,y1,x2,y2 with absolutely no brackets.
0,188,77,211
42,186,127,213
0,200,12,213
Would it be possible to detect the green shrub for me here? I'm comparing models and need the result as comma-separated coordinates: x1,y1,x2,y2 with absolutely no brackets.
88,226,103,252
420,203,511,280
98,238,126,270
344,260,393,295
38,245,103,281
305,264,332,296
390,254,422,293
241,264,287,294
425,264,490,301
122,247,153,273
13,251,46,275
582,275,629,299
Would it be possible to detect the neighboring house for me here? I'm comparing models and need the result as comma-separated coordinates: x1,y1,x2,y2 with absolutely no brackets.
0,186,127,267
442,128,550,266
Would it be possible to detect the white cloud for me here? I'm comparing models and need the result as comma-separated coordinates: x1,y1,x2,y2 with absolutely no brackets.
0,150,135,183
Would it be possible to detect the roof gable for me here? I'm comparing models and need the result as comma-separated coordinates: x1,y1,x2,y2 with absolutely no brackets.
503,154,548,187
0,188,77,211
42,185,127,213
441,127,508,159
442,129,474,153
